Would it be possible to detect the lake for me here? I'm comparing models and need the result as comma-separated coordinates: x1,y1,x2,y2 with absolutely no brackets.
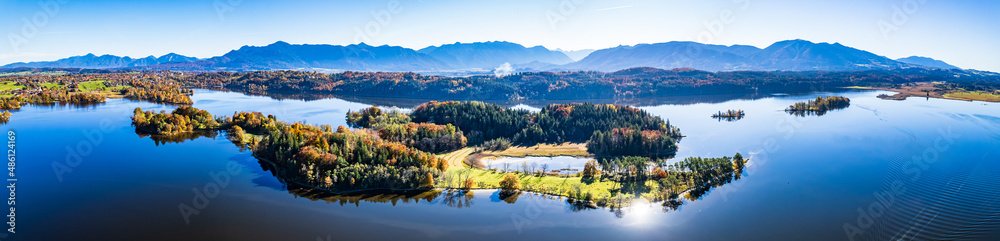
485,156,593,174
10,89,1000,240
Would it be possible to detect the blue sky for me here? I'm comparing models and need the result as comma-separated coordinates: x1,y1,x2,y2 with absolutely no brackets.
1,0,998,71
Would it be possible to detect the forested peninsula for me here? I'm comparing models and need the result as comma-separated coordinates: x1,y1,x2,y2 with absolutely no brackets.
131,102,747,207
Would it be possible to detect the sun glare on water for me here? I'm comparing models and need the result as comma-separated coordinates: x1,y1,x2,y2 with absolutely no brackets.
622,199,659,228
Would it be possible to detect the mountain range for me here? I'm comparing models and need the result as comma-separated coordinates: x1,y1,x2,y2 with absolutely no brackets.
561,40,923,72
417,41,573,70
3,53,199,69
1,40,961,73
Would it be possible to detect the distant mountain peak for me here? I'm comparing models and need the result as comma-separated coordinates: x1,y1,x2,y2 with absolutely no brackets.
896,56,959,69
416,41,573,69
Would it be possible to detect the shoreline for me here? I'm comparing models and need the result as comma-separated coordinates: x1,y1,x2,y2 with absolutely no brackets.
845,83,1000,102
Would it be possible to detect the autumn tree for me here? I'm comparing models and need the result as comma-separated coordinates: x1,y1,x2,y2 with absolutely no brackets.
499,173,520,193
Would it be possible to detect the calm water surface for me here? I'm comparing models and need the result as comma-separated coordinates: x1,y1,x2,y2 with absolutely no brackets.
11,89,1000,240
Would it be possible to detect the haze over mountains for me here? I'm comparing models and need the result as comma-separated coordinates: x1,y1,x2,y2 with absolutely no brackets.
562,40,920,72
3,53,198,69
418,41,573,70
2,40,961,73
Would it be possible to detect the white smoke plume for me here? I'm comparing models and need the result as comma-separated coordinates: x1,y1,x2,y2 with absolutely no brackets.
494,62,513,77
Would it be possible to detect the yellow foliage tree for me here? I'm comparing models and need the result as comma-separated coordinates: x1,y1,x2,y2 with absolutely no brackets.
463,177,475,190
421,173,435,188
499,173,520,192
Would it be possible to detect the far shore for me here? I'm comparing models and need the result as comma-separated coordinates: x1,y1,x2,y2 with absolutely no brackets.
845,82,1000,102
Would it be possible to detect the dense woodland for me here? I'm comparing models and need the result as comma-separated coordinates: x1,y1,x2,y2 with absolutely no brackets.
131,106,448,191
346,107,468,153
132,106,222,135
255,122,447,191
587,128,679,158
374,123,467,153
513,103,681,144
410,101,533,144
408,101,682,149
346,107,411,128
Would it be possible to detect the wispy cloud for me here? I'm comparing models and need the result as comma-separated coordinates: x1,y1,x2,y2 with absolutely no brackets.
592,5,633,12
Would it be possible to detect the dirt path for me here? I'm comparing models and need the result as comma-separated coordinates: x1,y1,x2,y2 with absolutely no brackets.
439,148,476,168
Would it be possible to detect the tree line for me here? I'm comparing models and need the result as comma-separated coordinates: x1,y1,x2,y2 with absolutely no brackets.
589,153,747,201
587,128,679,158
160,67,1000,101
347,107,467,153
130,106,448,192
132,106,222,135
512,103,681,144
410,101,533,144
408,101,682,150
116,78,193,105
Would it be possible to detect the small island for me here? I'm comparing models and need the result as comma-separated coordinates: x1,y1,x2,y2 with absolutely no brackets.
785,96,851,116
711,109,745,121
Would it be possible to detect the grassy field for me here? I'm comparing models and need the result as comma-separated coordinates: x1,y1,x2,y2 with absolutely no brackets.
39,82,64,90
77,80,108,91
439,167,637,205
0,79,128,98
0,81,24,91
943,91,1000,102
435,143,637,205
482,142,590,157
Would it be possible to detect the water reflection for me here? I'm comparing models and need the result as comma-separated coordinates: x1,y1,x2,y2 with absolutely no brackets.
288,187,445,207
285,186,488,209
134,129,220,145
682,166,745,202
710,110,745,122
784,107,847,117
662,199,684,212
